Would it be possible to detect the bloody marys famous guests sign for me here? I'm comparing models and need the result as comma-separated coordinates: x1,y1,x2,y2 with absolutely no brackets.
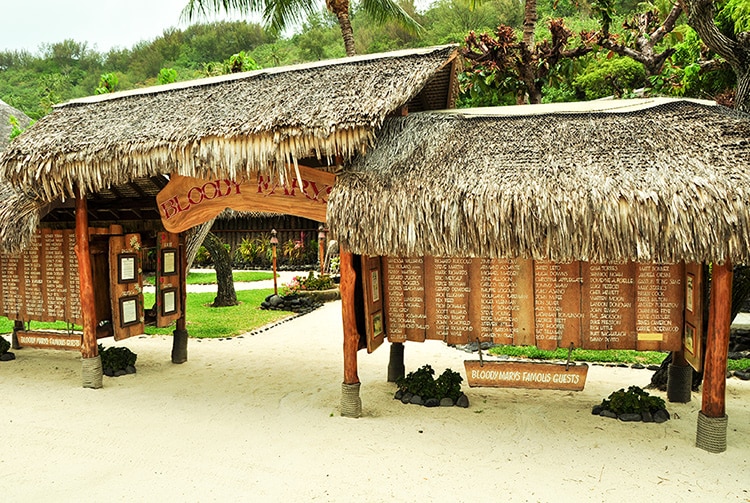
156,166,336,233
378,257,687,352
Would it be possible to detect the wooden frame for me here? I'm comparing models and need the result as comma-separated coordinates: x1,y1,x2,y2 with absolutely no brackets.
161,248,177,275
117,253,138,283
119,296,140,327
161,288,178,316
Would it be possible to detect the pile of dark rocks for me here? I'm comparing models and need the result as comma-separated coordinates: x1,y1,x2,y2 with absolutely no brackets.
591,404,670,423
1,351,15,362
393,389,470,408
260,294,322,314
104,365,136,377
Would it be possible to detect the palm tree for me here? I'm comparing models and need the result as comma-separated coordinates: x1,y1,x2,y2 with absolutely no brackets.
182,0,421,56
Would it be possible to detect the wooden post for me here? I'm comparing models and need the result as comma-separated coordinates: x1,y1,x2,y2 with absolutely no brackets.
271,229,278,296
340,249,362,417
74,188,102,388
387,342,405,382
172,235,188,364
697,260,733,452
318,225,326,275
11,320,23,349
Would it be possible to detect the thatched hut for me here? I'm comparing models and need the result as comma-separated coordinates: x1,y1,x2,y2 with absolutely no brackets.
329,98,750,264
0,45,460,388
326,97,750,452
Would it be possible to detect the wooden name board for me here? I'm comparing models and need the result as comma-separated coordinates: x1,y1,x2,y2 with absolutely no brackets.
156,166,336,233
0,229,82,325
108,232,145,340
155,232,182,328
16,330,81,351
377,257,688,351
464,360,589,391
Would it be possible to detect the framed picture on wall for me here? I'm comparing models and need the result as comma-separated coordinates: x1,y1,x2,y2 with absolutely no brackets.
118,253,138,283
162,248,177,275
162,288,177,316
119,297,139,327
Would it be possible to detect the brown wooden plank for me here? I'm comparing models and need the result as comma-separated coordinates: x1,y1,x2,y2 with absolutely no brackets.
683,263,703,371
464,360,588,391
468,258,489,344
382,257,406,343
534,260,583,350
444,258,472,345
402,257,427,342
635,263,684,351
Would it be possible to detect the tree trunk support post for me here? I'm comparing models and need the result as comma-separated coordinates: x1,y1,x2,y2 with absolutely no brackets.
667,349,693,403
11,320,23,349
340,249,361,417
696,260,733,453
318,225,327,275
74,188,102,389
172,235,189,364
387,342,405,383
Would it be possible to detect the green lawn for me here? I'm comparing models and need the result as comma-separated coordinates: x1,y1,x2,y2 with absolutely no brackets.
144,271,275,285
0,289,289,339
488,345,750,372
142,289,290,338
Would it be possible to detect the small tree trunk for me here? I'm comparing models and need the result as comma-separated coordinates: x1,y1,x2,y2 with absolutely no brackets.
329,0,356,56
736,67,750,113
203,232,237,307
522,0,537,52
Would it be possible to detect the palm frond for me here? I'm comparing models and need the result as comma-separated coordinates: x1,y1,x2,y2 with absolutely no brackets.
358,0,424,34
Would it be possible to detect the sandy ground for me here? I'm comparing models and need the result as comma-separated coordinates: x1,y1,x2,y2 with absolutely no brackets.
1,300,749,502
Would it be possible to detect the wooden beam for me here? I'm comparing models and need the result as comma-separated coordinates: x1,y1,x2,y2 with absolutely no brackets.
702,261,733,418
340,250,360,385
74,188,98,360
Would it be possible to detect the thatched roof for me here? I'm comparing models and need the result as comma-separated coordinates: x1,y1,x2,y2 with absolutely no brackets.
0,45,459,202
0,100,37,253
328,98,750,265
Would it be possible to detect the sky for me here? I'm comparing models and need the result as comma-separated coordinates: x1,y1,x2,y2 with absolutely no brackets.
1,0,257,54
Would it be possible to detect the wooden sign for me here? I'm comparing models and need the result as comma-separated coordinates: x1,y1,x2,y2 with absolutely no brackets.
464,360,589,391
379,257,688,351
156,166,336,233
108,232,145,340
16,330,81,351
0,229,82,325
683,263,704,371
362,256,385,353
155,232,182,328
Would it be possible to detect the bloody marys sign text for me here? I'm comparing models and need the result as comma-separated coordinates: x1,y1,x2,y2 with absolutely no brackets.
157,166,335,233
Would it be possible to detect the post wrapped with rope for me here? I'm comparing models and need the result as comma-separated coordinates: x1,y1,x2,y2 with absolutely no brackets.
696,412,728,453
341,382,362,418
82,355,103,389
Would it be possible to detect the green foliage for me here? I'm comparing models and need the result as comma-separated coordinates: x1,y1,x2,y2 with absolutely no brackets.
716,0,750,36
224,51,260,73
193,245,212,267
94,72,119,94
396,364,464,401
98,344,137,373
158,67,179,84
600,385,666,414
283,271,334,294
0,335,10,354
573,55,646,99
8,115,29,140
235,235,273,268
